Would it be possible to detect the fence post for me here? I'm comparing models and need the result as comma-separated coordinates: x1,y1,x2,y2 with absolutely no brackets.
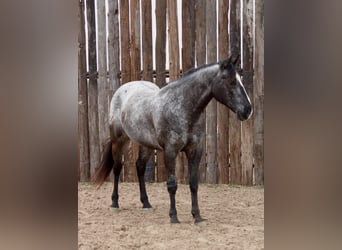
229,0,242,185
155,0,167,182
206,0,218,184
141,0,155,181
97,0,110,166
86,0,100,180
217,0,230,184
78,0,90,181
108,0,120,94
254,0,264,185
167,0,184,183
181,0,195,184
123,0,141,182
241,0,254,185
195,0,207,183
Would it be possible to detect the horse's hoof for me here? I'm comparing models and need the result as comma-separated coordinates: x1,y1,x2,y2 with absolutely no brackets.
170,217,180,224
143,207,153,211
194,217,207,225
111,203,119,209
143,203,152,209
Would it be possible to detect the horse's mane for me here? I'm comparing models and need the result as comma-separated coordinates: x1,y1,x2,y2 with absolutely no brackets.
182,62,217,78
161,62,217,88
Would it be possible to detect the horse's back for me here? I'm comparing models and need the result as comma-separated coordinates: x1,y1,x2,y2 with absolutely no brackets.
111,80,159,110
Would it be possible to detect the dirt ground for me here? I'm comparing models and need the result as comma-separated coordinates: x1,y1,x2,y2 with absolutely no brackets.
78,182,264,250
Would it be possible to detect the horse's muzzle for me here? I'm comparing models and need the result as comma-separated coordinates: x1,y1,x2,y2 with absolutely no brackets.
237,106,253,121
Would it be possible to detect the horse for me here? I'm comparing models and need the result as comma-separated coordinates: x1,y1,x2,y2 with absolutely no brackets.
94,55,252,224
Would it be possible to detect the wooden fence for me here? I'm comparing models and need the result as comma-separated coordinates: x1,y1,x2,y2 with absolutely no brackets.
78,0,264,185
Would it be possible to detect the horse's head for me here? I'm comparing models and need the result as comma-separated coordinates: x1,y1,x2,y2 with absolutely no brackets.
212,55,253,121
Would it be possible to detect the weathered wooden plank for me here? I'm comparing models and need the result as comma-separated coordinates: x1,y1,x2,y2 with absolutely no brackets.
142,0,153,82
206,0,217,184
86,0,100,180
107,0,120,182
124,0,141,182
167,0,180,80
181,0,195,184
241,0,254,185
182,0,195,72
167,0,184,183
108,0,120,94
119,0,133,182
229,0,242,184
97,0,110,167
155,0,167,182
120,0,131,84
217,0,230,184
130,0,141,81
78,0,90,181
141,0,155,181
195,0,206,183
254,0,264,185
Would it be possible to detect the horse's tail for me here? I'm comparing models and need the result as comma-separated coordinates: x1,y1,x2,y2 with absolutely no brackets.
93,140,113,187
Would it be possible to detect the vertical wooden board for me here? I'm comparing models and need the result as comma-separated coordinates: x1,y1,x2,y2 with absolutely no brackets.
86,0,100,180
97,0,110,164
167,0,180,86
182,0,195,72
120,0,131,84
206,0,217,184
195,0,206,183
167,0,184,183
78,0,90,181
142,0,153,81
107,0,120,182
254,0,264,185
124,0,141,182
108,0,120,94
181,0,195,184
119,0,132,182
155,0,167,182
141,0,155,181
130,0,141,80
217,0,230,184
241,0,254,185
229,0,242,184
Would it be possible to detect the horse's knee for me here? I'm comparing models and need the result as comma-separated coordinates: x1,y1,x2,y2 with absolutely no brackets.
135,160,145,177
113,162,122,176
167,175,178,194
189,177,198,193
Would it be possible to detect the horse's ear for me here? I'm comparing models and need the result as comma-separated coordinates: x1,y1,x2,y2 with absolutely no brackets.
220,58,230,70
232,54,240,66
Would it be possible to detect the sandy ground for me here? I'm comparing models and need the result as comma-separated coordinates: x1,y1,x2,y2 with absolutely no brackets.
78,182,264,250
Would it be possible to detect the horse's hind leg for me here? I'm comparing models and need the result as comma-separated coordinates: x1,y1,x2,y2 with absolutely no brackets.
111,138,125,208
136,145,153,208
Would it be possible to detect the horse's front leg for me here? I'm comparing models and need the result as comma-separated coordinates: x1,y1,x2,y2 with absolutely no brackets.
164,148,180,223
185,146,206,224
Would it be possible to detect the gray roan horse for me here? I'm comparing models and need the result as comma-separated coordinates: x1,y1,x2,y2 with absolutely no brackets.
94,55,252,224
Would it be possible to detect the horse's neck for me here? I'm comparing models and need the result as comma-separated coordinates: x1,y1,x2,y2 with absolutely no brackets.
162,71,215,121
185,79,213,115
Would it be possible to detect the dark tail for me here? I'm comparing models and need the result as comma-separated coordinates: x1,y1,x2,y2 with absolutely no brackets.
93,140,113,187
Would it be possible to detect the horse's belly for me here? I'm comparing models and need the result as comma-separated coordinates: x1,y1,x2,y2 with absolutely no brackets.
123,122,162,150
